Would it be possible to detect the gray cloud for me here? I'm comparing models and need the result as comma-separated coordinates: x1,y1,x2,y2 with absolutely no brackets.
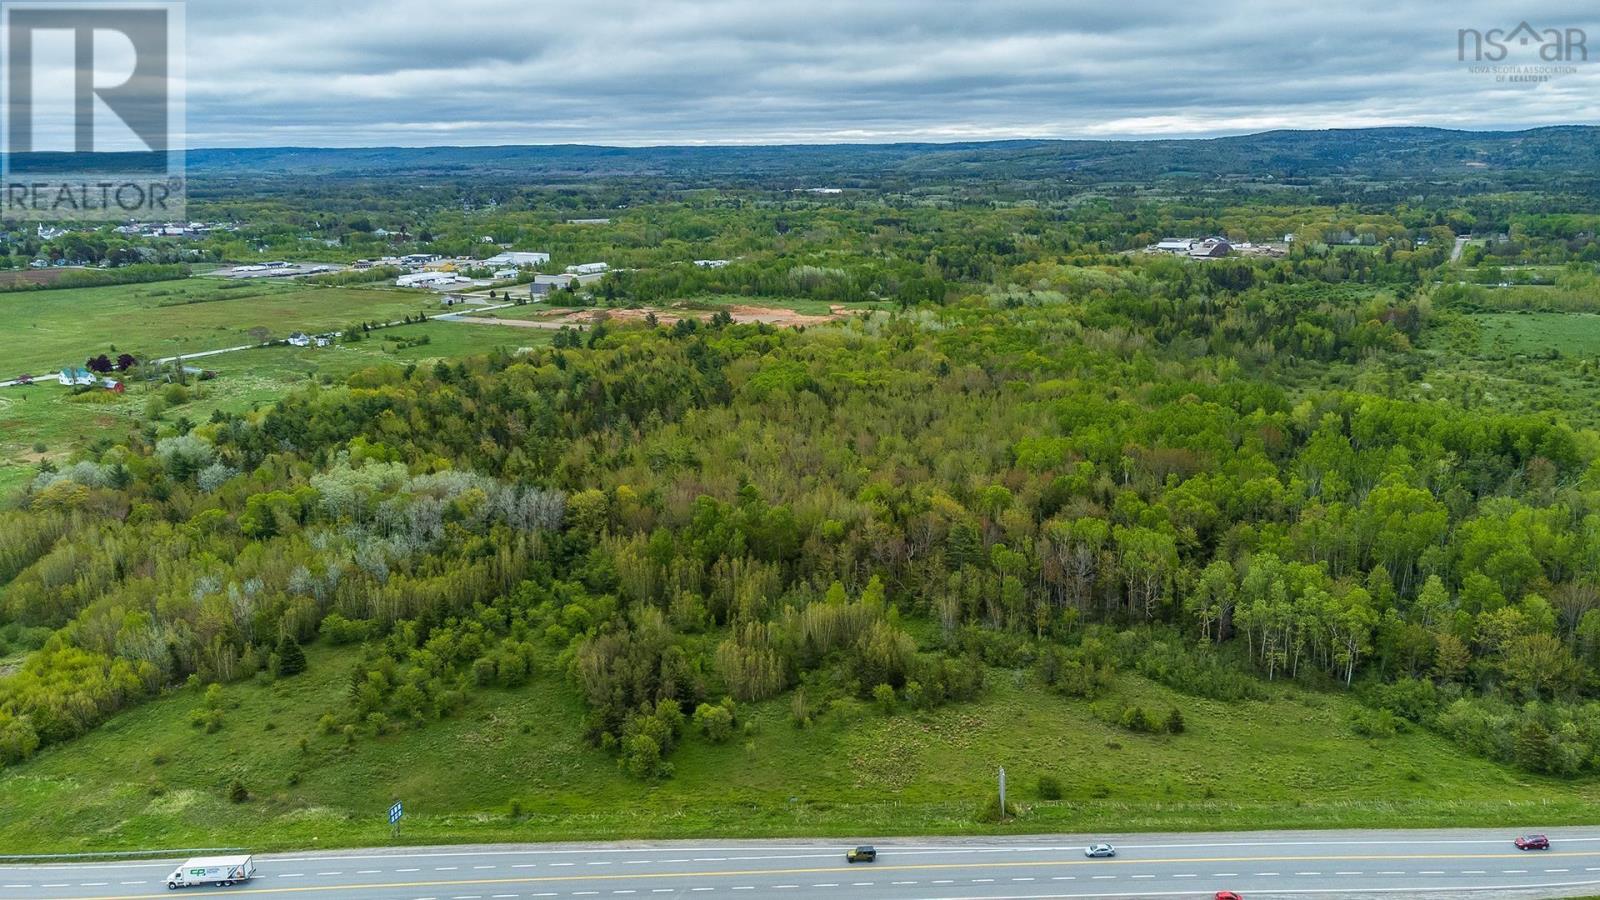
178,0,1600,146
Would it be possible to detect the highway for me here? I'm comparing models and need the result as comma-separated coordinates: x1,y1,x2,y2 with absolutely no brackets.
2,829,1599,900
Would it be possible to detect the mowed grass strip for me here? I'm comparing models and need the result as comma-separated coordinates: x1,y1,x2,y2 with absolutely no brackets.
0,643,1592,854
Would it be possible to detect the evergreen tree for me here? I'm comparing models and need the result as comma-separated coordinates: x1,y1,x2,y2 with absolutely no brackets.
277,634,307,677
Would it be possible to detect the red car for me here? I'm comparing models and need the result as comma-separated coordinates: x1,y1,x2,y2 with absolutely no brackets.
1515,834,1550,850
1216,892,1243,900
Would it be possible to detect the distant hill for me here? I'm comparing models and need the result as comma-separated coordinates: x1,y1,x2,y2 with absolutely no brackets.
184,126,1600,184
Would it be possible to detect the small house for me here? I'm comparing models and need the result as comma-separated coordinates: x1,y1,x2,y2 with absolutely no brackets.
58,367,96,386
287,332,312,347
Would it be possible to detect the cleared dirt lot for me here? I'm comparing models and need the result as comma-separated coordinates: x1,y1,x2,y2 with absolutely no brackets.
455,303,853,329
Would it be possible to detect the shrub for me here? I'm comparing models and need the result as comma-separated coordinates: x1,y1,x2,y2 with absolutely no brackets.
320,614,375,645
872,683,897,714
621,733,665,779
227,778,248,803
791,688,812,728
903,679,924,709
975,791,1018,823
472,656,497,686
1118,704,1158,733
1036,774,1063,800
0,711,41,765
1351,707,1402,738
1036,640,1116,699
1130,635,1264,702
693,701,735,743
1165,707,1185,734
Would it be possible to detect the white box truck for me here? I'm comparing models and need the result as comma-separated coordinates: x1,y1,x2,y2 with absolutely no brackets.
165,855,255,889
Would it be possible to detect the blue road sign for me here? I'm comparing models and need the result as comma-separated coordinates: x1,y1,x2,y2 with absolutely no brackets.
388,801,403,824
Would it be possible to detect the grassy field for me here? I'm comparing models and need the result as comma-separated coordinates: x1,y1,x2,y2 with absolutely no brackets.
1475,311,1600,357
0,643,1592,854
0,277,443,375
0,320,551,496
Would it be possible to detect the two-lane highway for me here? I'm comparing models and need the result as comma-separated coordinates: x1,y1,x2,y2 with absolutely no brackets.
3,829,1600,899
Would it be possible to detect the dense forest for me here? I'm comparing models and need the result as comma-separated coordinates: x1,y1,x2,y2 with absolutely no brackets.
7,241,1600,782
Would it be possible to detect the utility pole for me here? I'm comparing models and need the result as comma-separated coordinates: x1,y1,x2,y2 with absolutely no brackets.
998,766,1006,820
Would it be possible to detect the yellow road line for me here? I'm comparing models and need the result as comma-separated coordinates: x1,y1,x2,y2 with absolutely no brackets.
23,850,1600,900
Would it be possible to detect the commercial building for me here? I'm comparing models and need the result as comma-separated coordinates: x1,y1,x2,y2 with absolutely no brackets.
397,271,465,288
483,251,550,268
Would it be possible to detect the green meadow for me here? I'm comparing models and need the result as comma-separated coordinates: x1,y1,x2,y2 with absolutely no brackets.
0,643,1591,854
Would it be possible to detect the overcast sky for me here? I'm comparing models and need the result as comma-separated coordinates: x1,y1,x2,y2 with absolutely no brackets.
175,0,1600,147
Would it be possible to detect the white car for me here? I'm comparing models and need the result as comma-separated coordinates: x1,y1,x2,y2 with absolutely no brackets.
1085,843,1116,858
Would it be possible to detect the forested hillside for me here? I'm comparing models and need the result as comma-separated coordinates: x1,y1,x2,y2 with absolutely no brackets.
183,126,1600,187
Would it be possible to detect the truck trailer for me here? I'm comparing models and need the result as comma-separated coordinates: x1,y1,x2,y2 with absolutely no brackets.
166,855,255,889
